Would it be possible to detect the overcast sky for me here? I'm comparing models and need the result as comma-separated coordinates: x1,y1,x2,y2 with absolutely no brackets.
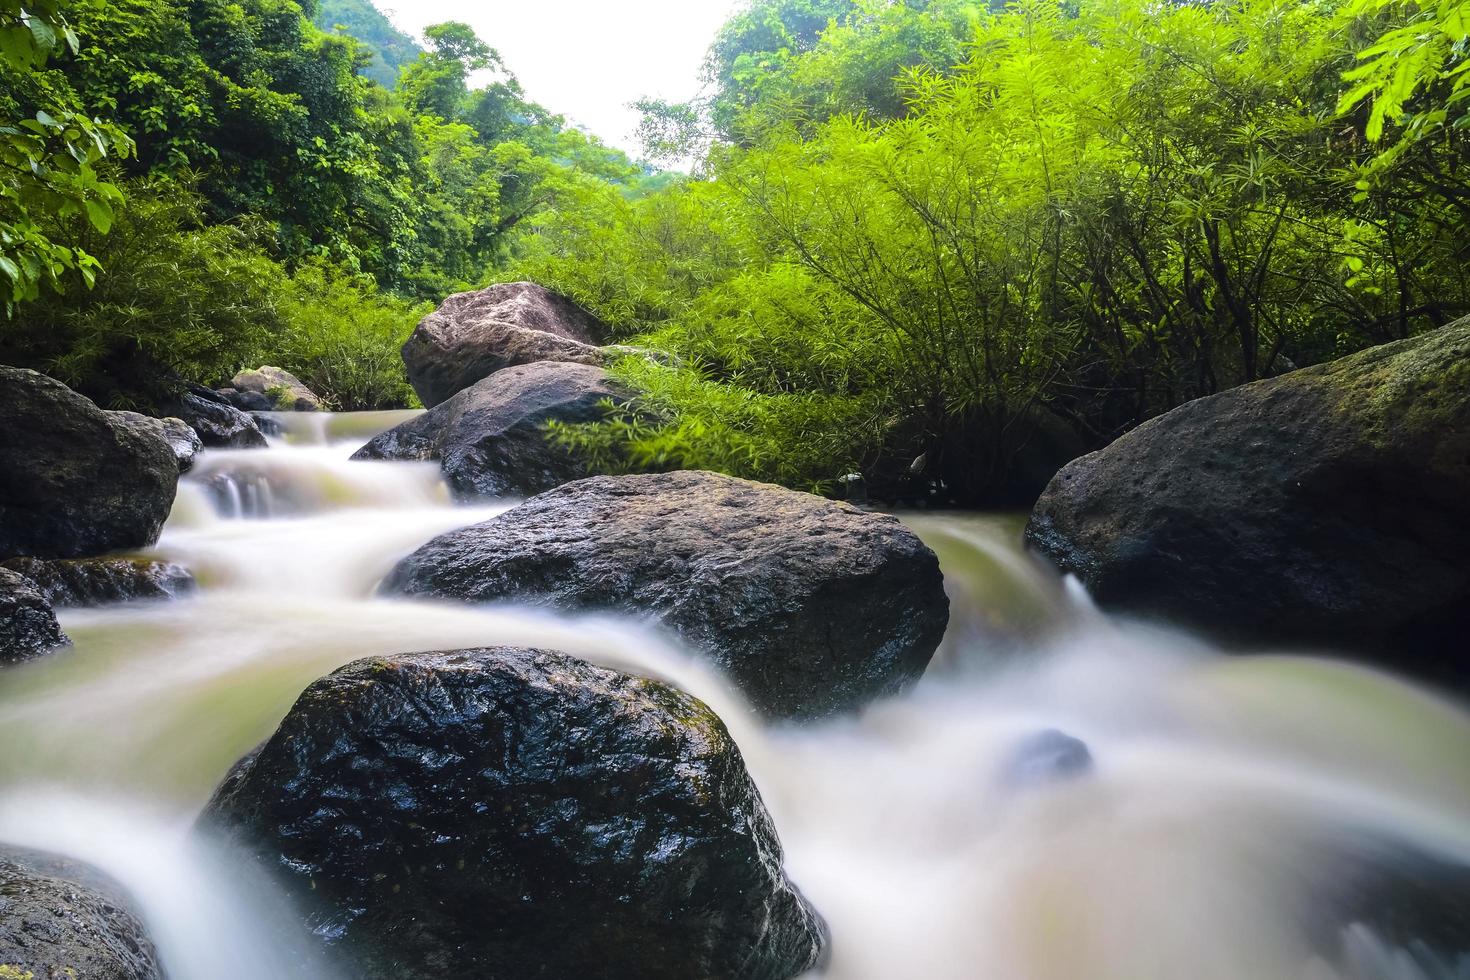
375,0,742,159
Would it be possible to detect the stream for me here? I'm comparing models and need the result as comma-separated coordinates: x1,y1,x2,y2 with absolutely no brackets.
1,411,1467,980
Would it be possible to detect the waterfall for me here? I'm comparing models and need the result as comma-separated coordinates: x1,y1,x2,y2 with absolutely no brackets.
0,412,1466,980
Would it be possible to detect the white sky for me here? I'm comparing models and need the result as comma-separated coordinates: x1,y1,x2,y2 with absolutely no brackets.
374,0,742,159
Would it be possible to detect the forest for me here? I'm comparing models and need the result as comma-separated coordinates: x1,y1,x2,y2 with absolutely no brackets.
2,0,1467,501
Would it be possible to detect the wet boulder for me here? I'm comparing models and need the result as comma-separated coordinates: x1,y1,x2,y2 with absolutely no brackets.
0,846,164,979
201,646,828,980
0,367,179,560
353,361,634,499
402,281,606,407
1026,319,1470,682
227,366,323,412
110,411,203,474
2,556,194,607
381,471,950,719
164,385,269,449
0,567,69,663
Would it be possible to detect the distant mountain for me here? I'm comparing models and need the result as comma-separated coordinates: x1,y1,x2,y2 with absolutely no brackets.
314,0,422,88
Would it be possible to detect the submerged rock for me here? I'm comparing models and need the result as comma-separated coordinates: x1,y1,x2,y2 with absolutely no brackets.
0,845,165,980
0,367,179,560
381,471,950,719
0,567,69,663
353,361,634,499
402,281,607,407
227,366,324,412
2,556,194,607
165,386,269,449
202,646,828,980
1001,729,1093,786
1026,319,1470,681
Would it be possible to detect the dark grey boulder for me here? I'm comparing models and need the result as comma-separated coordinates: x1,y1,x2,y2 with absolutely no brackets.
1026,320,1470,682
215,386,274,413
2,556,194,607
110,411,203,474
353,361,634,499
0,367,179,560
201,646,827,980
402,282,606,407
0,846,164,979
164,386,269,449
381,471,950,719
0,567,69,663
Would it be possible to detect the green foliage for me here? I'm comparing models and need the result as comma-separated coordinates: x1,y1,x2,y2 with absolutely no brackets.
314,0,421,87
273,260,427,410
529,0,1470,502
1339,0,1470,143
0,176,283,408
0,0,131,309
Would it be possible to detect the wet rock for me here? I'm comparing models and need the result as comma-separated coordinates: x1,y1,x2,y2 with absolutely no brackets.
201,646,828,980
402,282,606,407
1001,729,1093,786
0,567,69,663
0,367,179,560
0,845,165,980
215,386,274,413
161,416,203,472
1026,319,1470,682
228,366,323,412
353,361,635,499
1,556,194,607
381,471,950,719
1303,830,1470,975
164,386,269,449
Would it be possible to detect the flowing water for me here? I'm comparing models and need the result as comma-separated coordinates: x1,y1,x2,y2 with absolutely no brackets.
1,412,1468,979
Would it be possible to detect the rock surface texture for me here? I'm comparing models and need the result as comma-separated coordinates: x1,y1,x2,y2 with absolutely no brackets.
165,386,269,449
353,361,633,499
1026,319,1470,678
226,366,324,412
202,646,827,980
0,846,164,980
401,282,606,408
381,471,950,719
2,556,194,607
0,367,179,560
0,567,69,663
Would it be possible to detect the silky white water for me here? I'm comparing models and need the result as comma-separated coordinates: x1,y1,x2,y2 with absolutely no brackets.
0,412,1467,979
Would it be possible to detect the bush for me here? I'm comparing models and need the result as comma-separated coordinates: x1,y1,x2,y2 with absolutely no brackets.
274,261,427,410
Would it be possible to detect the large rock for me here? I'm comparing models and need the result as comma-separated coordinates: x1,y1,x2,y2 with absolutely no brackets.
0,567,69,663
2,556,194,607
353,361,634,499
0,845,165,979
381,472,950,719
165,386,269,449
402,282,606,407
202,646,827,980
0,367,179,560
226,365,323,412
1026,320,1470,676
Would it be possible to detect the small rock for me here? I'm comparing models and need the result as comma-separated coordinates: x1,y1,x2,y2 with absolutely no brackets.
164,385,269,449
0,567,69,663
353,361,635,499
2,556,194,607
229,366,324,412
1001,729,1093,786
